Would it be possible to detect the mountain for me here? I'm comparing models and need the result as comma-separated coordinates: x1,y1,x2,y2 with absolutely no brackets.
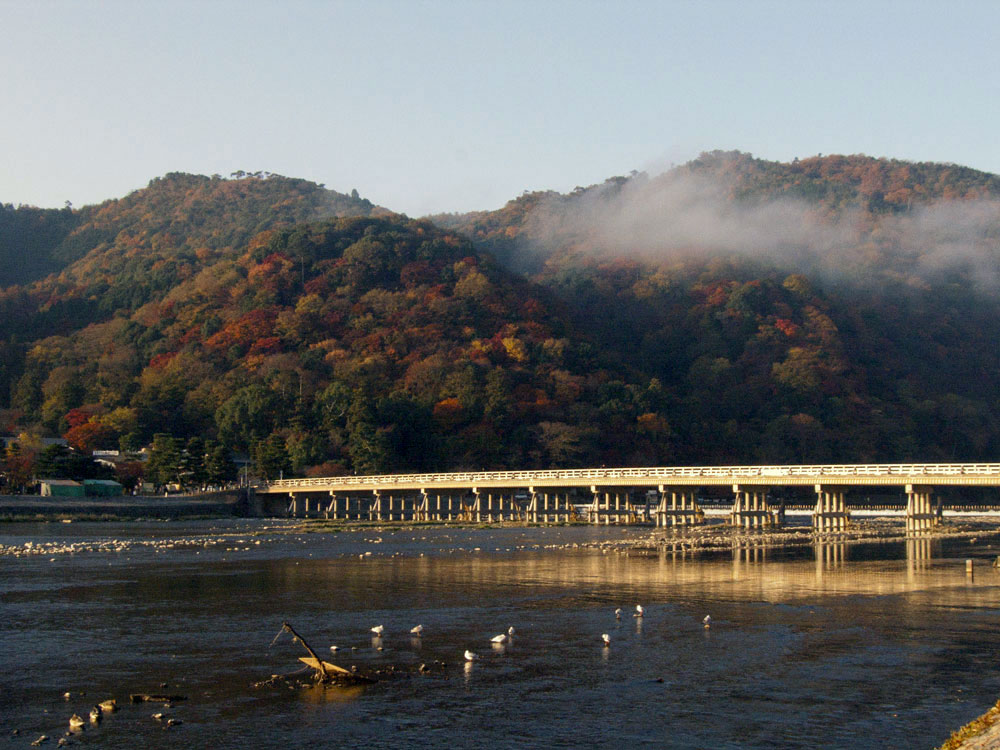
0,203,80,288
2,154,1000,486
434,152,1000,464
1,173,639,477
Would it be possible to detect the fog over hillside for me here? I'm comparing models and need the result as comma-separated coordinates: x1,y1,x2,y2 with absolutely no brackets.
513,167,1000,292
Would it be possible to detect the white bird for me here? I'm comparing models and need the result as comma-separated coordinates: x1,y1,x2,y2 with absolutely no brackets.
371,625,384,636
507,626,515,636
615,608,622,620
635,604,644,617
410,625,424,635
703,615,712,628
491,633,508,644
330,645,339,652
601,633,611,646
464,649,478,661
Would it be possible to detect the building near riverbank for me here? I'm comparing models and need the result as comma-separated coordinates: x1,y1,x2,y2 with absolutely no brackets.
39,479,85,497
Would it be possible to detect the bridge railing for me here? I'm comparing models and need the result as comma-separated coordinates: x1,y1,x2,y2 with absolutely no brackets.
265,462,1000,490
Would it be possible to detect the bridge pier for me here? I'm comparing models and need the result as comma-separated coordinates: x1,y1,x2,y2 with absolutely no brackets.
813,485,850,531
655,485,704,527
731,485,778,528
473,490,483,522
906,484,940,533
415,490,429,522
526,487,576,523
588,487,628,525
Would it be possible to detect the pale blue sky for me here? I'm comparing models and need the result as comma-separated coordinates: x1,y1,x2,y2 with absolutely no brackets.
3,0,998,216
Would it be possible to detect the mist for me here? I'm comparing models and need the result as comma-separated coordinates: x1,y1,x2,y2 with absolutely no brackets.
516,169,1000,293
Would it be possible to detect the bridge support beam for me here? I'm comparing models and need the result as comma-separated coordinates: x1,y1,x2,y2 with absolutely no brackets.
655,486,704,527
906,484,940,533
588,487,631,525
813,485,850,532
526,487,576,523
731,485,778,528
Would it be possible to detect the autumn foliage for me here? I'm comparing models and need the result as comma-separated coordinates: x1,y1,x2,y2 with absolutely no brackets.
0,157,998,482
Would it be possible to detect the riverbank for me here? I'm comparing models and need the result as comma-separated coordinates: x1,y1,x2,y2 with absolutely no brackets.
0,490,247,520
941,699,1000,749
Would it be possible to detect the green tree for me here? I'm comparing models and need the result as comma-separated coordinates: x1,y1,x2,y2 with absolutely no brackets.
204,439,236,485
215,385,278,451
253,434,291,481
146,433,182,487
181,436,207,488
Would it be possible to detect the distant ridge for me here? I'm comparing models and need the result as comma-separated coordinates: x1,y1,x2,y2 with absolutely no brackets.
1,153,999,484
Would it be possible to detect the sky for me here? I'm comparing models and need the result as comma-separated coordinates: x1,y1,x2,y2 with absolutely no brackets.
3,0,999,217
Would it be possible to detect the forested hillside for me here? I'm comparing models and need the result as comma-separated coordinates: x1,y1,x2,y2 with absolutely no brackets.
2,154,1000,490
437,152,1000,464
0,203,80,288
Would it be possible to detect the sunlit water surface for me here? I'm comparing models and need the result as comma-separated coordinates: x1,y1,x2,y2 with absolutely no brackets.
3,520,1000,749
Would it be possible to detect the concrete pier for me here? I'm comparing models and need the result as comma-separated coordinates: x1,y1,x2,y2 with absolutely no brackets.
730,485,777,528
906,484,940,533
813,485,850,531
654,486,704,527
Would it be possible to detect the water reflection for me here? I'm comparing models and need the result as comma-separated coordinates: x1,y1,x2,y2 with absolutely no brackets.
906,536,934,579
298,683,368,703
814,541,847,578
5,521,1000,750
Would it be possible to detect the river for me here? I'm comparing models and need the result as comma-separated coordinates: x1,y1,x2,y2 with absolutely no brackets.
2,520,1000,749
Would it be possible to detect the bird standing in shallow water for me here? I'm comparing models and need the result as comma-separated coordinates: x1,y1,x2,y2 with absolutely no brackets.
464,649,478,661
703,615,712,628
601,633,611,646
508,626,515,636
371,625,384,636
491,633,507,644
410,624,423,636
635,604,644,617
615,608,622,620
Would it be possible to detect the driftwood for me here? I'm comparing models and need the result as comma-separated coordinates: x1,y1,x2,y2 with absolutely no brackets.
277,621,330,680
273,621,374,685
130,693,187,703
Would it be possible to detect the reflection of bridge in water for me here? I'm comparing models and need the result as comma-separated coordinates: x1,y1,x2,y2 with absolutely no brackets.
259,463,1000,532
650,535,963,594
655,536,938,572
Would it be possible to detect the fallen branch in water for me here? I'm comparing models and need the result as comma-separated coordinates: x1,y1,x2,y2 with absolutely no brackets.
276,621,329,680
272,621,375,685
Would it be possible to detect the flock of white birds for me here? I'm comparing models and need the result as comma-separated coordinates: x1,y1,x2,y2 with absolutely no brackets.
339,606,712,665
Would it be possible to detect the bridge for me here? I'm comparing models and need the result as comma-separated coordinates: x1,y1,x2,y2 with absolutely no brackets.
258,462,1000,532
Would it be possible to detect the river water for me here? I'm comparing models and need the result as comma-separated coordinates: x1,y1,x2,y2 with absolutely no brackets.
3,520,1000,749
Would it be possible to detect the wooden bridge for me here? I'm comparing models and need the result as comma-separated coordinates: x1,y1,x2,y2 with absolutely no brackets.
258,462,1000,532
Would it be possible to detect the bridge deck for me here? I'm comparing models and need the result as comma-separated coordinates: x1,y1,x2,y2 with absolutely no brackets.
260,463,1000,494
